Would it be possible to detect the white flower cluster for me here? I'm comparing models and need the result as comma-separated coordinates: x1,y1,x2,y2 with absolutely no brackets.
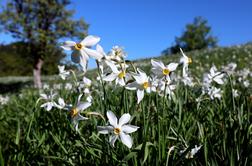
0,95,10,105
36,35,250,150
202,65,225,100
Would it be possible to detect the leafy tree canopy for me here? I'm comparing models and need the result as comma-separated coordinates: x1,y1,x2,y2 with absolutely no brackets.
0,0,88,87
163,16,218,55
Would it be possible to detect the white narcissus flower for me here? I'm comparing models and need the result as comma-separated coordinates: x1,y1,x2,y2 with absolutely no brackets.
58,65,70,80
186,145,202,159
158,79,176,99
208,66,224,85
182,76,194,87
61,35,103,72
65,83,73,90
108,45,126,62
43,83,50,90
151,59,178,80
39,91,57,111
83,77,92,87
243,80,250,87
54,97,66,109
103,61,129,86
53,83,62,90
126,68,153,104
181,145,202,159
97,111,139,148
96,44,111,77
232,89,239,98
179,48,192,77
68,95,91,131
0,95,10,105
82,77,93,102
96,44,107,60
208,87,222,100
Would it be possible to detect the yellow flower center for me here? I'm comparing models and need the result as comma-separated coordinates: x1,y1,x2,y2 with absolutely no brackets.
74,43,83,50
143,82,149,89
118,71,126,79
70,108,78,118
114,127,121,135
188,57,192,64
162,68,170,75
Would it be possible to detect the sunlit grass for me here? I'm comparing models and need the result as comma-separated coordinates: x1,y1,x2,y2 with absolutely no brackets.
0,44,252,165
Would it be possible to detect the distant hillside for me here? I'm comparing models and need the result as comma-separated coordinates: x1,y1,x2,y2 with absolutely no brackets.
131,43,252,78
1,43,252,84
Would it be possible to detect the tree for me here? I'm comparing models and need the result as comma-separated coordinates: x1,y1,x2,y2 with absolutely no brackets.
0,0,88,88
163,16,217,55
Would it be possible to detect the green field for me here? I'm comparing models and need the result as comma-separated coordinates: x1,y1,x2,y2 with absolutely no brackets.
0,44,252,165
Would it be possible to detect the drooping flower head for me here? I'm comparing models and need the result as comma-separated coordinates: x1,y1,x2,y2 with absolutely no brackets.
180,48,192,77
67,94,91,131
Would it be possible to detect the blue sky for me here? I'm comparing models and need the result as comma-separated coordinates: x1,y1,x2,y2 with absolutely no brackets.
1,0,252,68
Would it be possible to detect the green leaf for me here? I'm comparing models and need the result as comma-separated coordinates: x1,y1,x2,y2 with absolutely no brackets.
49,131,68,154
0,146,4,166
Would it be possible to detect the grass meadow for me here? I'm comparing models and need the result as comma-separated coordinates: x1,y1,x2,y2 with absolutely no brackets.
0,43,252,165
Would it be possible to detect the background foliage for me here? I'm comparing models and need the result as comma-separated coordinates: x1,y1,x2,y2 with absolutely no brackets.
163,16,218,55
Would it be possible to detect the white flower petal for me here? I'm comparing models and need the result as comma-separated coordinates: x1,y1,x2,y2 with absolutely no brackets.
167,63,178,71
182,65,189,77
41,102,53,111
81,35,100,47
40,94,48,100
132,74,144,84
97,126,113,134
75,113,88,121
79,57,88,72
120,132,133,148
117,78,125,86
146,86,151,93
151,59,165,69
137,89,144,104
214,77,224,85
80,49,89,60
137,68,148,81
84,48,103,60
125,82,138,90
122,125,139,133
74,123,79,131
103,73,118,82
77,94,83,103
106,61,119,73
109,135,118,147
61,41,76,50
58,65,65,72
107,111,118,127
58,98,65,105
77,102,91,111
96,44,105,55
83,77,92,86
180,48,186,58
118,113,131,127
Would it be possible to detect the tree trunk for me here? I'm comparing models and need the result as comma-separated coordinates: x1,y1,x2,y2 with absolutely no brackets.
33,58,44,89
